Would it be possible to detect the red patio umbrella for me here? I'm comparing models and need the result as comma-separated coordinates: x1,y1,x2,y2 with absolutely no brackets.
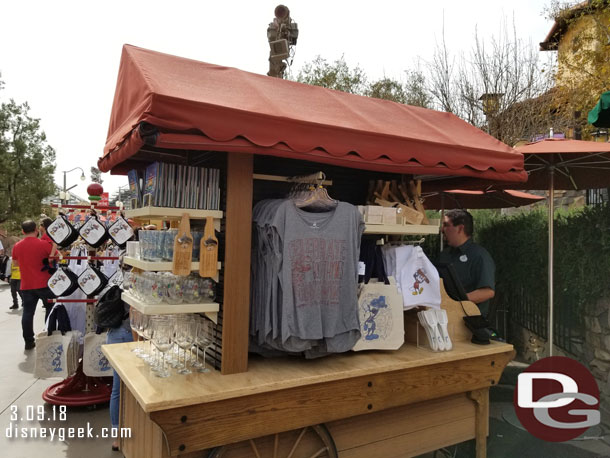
516,138,610,190
513,138,610,356
423,189,544,210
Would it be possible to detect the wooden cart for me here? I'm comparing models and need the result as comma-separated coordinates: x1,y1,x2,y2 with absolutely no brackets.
99,45,525,458
104,280,515,458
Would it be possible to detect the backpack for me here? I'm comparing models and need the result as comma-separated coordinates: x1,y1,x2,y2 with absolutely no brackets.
94,285,128,329
0,255,8,281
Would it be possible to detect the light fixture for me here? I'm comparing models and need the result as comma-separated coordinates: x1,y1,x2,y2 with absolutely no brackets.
61,167,87,205
267,4,299,78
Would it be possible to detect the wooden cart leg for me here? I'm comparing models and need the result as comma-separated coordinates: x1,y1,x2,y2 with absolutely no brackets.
468,388,489,458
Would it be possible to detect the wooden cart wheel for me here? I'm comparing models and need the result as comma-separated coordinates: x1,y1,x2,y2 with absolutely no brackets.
206,424,338,458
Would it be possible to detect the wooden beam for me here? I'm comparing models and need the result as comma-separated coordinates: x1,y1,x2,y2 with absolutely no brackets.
468,388,489,458
221,152,253,374
150,351,512,455
328,393,475,457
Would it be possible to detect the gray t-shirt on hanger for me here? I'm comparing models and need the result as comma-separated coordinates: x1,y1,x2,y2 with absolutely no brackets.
270,201,364,356
252,199,285,346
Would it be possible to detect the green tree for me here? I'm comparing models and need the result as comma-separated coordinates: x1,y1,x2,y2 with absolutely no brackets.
0,79,56,227
295,55,368,94
404,70,432,108
366,77,408,104
295,56,431,107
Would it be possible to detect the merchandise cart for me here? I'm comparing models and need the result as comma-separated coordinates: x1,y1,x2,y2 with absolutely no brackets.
100,45,525,458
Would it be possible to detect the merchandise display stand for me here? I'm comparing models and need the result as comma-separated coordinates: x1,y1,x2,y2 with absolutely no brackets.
122,207,223,324
43,294,113,407
41,202,121,406
97,45,527,458
105,283,514,458
42,363,112,407
102,160,514,458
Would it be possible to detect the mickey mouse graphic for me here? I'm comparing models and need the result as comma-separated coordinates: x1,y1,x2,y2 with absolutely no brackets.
410,268,430,295
363,296,388,340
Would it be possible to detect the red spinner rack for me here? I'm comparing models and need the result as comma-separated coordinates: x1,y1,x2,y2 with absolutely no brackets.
42,198,126,406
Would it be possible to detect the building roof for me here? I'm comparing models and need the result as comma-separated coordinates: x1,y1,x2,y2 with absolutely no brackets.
540,1,598,51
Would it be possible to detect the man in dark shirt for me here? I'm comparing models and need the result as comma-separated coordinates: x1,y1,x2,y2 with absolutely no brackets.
12,220,53,350
439,209,495,317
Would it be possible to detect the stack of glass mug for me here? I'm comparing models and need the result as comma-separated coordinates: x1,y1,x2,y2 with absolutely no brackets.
123,271,216,304
139,229,205,262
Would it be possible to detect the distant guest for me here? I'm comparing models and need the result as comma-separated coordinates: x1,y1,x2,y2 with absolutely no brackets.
12,220,53,350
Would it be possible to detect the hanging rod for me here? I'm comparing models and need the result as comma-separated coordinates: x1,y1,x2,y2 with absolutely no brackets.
47,299,98,303
50,256,120,261
52,203,122,210
253,172,333,186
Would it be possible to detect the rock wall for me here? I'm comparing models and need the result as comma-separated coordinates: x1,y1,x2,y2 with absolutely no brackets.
510,296,610,425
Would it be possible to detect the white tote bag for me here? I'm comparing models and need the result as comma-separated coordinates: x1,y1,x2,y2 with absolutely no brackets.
352,277,405,351
34,331,72,379
83,332,113,377
399,246,441,310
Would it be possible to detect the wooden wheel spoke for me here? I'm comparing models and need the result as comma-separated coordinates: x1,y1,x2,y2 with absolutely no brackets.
209,423,336,458
307,446,329,458
285,427,308,458
248,439,262,458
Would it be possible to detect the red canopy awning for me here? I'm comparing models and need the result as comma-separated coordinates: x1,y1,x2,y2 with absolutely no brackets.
99,45,526,183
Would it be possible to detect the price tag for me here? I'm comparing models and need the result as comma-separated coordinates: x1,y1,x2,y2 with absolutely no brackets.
358,261,366,276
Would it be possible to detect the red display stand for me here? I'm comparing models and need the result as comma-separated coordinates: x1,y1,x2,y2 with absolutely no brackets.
42,362,112,406
43,194,118,407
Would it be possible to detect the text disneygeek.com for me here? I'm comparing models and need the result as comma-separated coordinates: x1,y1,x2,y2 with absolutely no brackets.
4,405,131,442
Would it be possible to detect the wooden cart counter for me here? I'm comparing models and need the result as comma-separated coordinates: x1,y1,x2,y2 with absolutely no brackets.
103,340,514,458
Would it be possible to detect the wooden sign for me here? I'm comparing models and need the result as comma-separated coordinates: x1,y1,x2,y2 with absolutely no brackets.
199,216,218,278
172,213,193,276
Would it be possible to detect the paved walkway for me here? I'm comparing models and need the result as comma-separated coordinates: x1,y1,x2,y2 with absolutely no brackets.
1,282,609,457
0,283,114,458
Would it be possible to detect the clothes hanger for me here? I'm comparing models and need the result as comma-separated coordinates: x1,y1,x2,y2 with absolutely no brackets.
292,173,338,212
385,237,425,246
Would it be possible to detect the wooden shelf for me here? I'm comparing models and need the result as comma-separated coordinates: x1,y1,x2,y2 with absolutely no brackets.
125,207,223,220
123,257,221,272
122,291,219,323
364,221,440,235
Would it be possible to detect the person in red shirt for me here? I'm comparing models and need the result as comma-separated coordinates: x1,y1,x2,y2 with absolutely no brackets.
39,216,57,259
39,217,54,246
12,220,53,350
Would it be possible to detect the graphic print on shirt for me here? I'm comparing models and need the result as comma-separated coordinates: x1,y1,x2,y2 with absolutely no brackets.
289,238,347,307
410,268,430,295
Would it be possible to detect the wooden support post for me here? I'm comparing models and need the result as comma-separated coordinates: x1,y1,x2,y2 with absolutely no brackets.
468,388,489,458
221,152,253,374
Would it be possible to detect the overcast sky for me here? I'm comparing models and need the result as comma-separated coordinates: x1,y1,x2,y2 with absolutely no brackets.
0,0,554,200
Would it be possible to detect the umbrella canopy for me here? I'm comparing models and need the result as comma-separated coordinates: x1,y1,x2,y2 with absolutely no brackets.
515,138,610,190
423,189,544,210
514,138,610,356
425,139,610,355
422,138,610,192
588,91,610,128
